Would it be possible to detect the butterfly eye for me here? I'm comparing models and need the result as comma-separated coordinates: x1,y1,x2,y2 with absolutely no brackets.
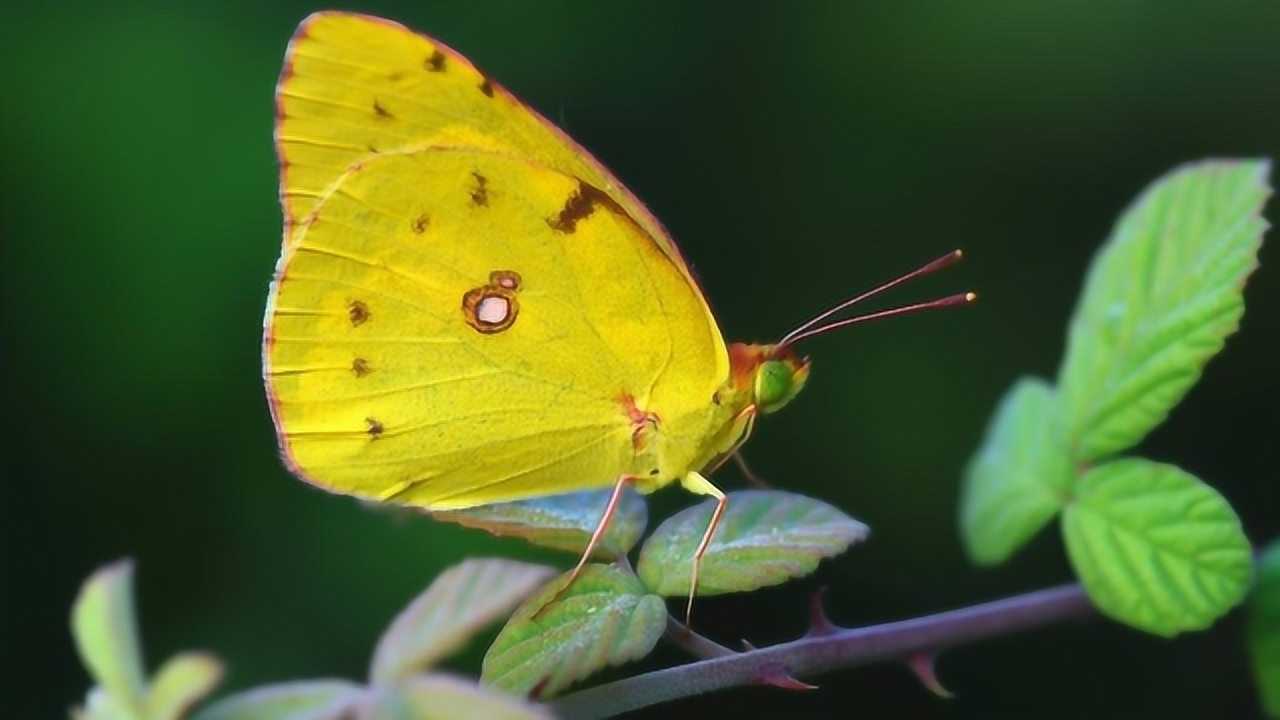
754,360,795,414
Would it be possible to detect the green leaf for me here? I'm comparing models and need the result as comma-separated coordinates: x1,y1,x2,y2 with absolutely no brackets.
960,377,1072,566
481,564,665,698
1057,159,1271,461
146,652,223,720
1061,458,1253,637
73,688,136,720
369,558,555,686
1248,541,1280,717
433,488,648,559
190,681,364,720
366,674,551,720
71,559,148,715
636,490,868,596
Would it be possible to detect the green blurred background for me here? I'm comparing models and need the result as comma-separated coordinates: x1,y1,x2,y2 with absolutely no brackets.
5,2,1279,717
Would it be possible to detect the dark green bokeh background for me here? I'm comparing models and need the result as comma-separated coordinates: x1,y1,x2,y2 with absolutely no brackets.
5,2,1279,717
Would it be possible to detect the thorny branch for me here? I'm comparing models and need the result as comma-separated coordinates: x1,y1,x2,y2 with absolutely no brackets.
550,582,1094,719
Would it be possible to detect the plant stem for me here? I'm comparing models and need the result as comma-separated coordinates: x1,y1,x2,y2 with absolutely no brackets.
550,582,1093,719
663,615,736,658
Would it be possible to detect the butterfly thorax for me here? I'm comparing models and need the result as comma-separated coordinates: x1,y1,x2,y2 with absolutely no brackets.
630,342,809,494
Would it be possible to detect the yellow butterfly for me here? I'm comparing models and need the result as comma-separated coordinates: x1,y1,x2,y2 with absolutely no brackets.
264,12,972,619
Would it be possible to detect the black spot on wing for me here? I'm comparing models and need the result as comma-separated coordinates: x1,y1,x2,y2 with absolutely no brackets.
547,181,622,234
348,300,370,326
479,78,494,97
426,50,446,72
470,172,489,207
372,100,393,119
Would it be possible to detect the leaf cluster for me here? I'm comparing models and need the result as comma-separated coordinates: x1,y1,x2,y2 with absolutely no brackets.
468,488,867,697
961,160,1269,636
71,558,556,720
69,489,868,718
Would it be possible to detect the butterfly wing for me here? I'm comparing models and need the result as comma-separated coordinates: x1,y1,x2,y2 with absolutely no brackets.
265,143,727,509
268,12,732,509
276,11,692,277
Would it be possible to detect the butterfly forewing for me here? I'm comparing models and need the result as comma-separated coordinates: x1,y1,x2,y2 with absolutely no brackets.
276,10,691,278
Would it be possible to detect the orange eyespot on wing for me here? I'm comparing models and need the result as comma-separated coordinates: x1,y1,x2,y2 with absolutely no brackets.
462,276,519,334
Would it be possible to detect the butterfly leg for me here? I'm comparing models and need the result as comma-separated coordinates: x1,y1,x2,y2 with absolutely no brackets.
567,473,635,585
680,470,727,626
731,451,771,488
705,404,758,477
535,474,635,618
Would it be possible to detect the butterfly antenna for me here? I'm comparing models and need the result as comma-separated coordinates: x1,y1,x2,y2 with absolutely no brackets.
775,250,973,352
780,292,977,348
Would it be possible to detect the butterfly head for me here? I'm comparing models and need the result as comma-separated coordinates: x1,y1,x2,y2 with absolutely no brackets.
754,348,811,414
727,343,810,415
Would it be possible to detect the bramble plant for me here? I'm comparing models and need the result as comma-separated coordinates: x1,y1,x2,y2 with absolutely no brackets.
962,159,1266,636
70,160,1278,718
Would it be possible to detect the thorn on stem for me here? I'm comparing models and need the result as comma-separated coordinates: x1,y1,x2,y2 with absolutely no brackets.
756,663,818,692
738,638,813,690
906,652,954,699
807,587,838,637
529,675,552,700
